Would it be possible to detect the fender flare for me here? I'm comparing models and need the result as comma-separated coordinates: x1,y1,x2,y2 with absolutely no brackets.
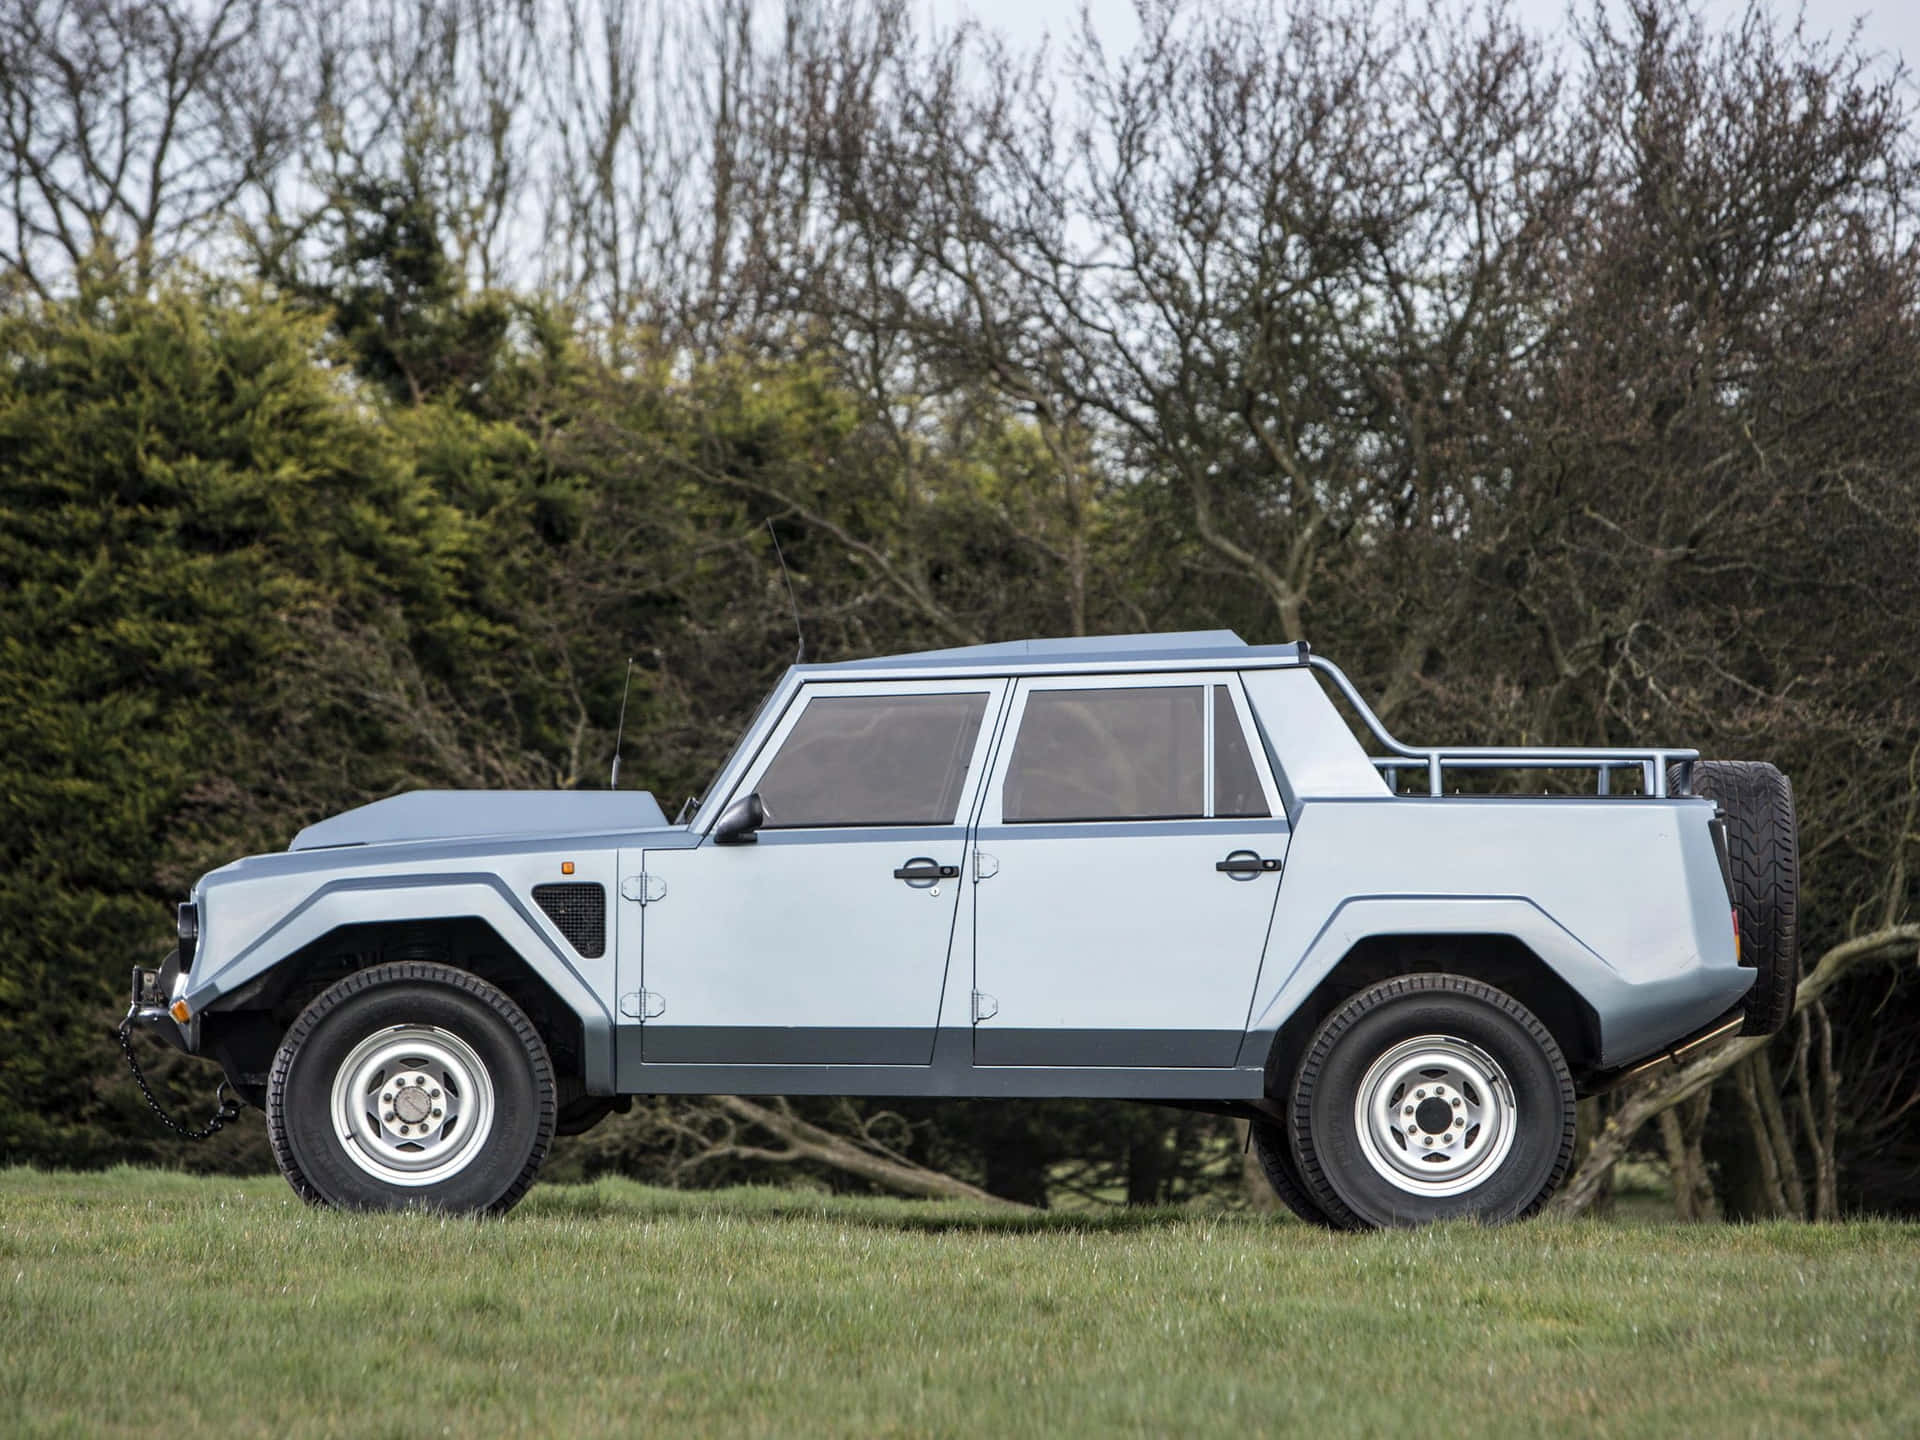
182,873,616,1093
1236,895,1624,1068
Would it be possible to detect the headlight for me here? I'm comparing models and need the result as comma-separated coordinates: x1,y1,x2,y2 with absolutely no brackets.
177,902,198,970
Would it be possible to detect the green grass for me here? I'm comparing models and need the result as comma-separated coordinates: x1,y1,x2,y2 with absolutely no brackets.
3,1170,1917,1437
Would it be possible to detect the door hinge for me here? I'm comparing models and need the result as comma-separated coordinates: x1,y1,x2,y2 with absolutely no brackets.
619,990,666,1019
973,850,999,881
619,873,667,904
972,991,998,1022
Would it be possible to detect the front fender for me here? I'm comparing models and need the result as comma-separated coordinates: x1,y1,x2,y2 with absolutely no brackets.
182,873,616,1092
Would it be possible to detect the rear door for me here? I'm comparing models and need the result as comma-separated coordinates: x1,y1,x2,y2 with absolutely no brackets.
624,678,1007,1066
970,675,1287,1067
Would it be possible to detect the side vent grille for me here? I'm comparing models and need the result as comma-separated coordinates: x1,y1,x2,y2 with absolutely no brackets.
532,883,606,958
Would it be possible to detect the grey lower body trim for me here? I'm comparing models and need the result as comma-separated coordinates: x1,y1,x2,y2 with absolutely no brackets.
582,1014,614,1093
642,1026,933,1065
616,1024,1266,1100
973,1027,1243,1068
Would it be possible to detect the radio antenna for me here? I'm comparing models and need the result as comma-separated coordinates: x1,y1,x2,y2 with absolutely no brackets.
767,516,805,665
608,657,634,790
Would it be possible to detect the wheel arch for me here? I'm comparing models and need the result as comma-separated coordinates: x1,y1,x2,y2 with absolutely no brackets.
199,914,607,1108
1254,931,1604,1098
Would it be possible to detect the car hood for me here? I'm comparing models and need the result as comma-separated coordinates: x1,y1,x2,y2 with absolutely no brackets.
288,789,671,851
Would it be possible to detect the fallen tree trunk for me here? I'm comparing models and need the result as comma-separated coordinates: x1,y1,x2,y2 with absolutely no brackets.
681,1095,1031,1209
1550,924,1920,1218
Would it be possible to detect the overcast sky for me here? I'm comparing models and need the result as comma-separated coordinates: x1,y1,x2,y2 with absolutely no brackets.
925,0,1917,77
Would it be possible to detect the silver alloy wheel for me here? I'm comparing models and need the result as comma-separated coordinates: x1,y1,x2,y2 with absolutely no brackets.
329,1024,496,1187
1352,1034,1517,1197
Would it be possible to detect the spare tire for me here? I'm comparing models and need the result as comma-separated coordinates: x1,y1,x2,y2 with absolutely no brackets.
1685,760,1800,1035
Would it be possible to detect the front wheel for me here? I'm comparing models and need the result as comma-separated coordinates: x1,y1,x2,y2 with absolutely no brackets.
267,963,556,1214
1288,974,1575,1228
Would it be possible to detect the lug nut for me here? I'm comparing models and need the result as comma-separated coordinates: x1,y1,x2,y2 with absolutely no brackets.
1452,1097,1463,1108
431,1108,442,1119
429,1088,441,1100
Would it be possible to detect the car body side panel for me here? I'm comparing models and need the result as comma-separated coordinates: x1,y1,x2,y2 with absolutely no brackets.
970,822,1288,1065
1238,798,1751,1069
630,827,971,1063
1238,668,1389,811
179,835,675,1093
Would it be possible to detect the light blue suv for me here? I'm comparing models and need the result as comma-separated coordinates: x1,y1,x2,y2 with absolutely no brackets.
129,632,1798,1227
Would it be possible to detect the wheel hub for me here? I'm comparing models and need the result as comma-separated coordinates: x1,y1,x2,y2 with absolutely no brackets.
1353,1035,1517,1197
391,1082,433,1126
330,1027,494,1187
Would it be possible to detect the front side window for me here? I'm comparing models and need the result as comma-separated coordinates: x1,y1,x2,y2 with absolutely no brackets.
1003,686,1204,822
755,692,991,827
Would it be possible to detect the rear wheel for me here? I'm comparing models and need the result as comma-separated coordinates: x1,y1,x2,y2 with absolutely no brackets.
267,963,556,1214
1288,974,1575,1228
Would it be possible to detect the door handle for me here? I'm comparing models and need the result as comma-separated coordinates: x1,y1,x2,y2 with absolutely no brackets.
1215,851,1282,877
893,859,960,883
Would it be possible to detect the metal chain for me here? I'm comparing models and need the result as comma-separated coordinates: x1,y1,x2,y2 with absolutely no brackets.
116,1018,242,1141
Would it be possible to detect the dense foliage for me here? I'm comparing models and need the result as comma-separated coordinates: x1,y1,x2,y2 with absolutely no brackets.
2,0,1917,1213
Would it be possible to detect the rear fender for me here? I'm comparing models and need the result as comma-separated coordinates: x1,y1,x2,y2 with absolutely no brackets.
1240,897,1630,1069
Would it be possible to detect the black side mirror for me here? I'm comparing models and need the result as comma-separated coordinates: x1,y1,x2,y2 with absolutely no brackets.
712,791,767,846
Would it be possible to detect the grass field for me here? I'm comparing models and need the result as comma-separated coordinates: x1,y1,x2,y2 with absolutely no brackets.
3,1169,1917,1437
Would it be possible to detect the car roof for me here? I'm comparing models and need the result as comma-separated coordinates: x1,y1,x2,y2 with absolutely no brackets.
794,630,1310,680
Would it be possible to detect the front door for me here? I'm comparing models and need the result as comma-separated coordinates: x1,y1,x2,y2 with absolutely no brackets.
622,678,1007,1066
971,675,1288,1067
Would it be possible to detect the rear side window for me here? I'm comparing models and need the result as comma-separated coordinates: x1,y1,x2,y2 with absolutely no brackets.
756,693,990,827
1214,685,1271,818
1003,686,1204,822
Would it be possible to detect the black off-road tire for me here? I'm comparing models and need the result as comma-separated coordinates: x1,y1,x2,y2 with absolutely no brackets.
1249,1117,1347,1228
1686,760,1800,1036
267,963,556,1214
1289,974,1576,1229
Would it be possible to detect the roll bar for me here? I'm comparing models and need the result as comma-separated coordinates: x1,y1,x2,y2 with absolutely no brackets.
1306,656,1696,798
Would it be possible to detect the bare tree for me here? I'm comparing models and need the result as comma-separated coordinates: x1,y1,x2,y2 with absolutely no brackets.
0,0,295,297
1553,924,1920,1217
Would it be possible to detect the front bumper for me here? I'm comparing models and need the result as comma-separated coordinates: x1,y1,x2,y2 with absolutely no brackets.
128,948,192,1054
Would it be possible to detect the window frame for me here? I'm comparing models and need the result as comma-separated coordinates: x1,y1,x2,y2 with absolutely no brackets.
980,671,1283,827
713,677,1011,834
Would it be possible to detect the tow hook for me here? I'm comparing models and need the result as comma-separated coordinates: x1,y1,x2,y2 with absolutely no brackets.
118,965,241,1141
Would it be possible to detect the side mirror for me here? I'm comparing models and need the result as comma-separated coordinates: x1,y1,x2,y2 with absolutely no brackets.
712,791,767,846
